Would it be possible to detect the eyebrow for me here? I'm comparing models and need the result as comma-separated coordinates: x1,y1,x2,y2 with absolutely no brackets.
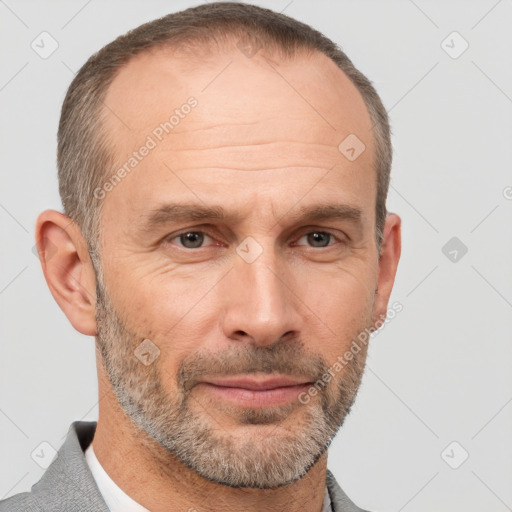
140,202,364,232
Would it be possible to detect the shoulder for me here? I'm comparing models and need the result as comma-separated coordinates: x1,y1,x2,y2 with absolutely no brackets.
0,421,108,512
326,469,372,512
0,493,42,512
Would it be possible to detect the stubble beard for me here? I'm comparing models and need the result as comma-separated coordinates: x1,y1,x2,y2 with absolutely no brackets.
94,275,371,489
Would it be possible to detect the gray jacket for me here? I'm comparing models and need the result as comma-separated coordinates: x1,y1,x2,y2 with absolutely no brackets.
0,421,369,512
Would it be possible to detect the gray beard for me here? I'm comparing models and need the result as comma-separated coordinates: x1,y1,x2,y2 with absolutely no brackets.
94,276,370,489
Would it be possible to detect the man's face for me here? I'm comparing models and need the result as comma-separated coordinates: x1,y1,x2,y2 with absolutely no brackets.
95,45,381,488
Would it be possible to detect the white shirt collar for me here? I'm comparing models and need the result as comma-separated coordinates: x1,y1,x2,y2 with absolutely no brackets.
85,443,332,512
85,443,150,512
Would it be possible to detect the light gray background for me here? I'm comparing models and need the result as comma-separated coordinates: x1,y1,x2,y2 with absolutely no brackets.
1,1,511,511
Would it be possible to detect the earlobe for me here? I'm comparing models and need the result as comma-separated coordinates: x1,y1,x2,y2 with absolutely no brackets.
35,210,98,336
373,213,402,325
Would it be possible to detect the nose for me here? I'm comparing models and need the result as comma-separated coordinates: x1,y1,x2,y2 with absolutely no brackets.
219,243,303,347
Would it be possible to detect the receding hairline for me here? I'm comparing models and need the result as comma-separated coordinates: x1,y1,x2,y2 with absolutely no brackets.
58,2,391,254
94,35,380,253
97,34,375,187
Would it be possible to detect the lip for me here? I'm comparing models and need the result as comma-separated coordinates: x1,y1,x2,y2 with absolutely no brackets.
201,375,311,390
197,375,313,408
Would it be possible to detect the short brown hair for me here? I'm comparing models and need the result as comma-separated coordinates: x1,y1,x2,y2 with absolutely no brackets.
58,1,391,254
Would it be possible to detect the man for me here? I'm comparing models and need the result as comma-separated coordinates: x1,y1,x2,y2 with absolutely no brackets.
0,2,400,511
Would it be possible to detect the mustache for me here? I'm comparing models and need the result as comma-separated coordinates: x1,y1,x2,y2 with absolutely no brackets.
176,340,329,392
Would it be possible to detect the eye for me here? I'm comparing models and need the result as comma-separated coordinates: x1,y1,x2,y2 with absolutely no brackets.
169,231,214,249
164,229,344,251
295,231,341,248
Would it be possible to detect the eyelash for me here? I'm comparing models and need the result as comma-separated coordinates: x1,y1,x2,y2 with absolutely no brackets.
164,228,345,249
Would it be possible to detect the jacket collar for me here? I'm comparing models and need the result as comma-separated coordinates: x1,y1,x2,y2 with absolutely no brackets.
29,421,110,512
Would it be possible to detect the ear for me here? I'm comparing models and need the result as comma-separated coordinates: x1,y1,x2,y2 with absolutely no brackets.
373,213,401,326
35,210,98,336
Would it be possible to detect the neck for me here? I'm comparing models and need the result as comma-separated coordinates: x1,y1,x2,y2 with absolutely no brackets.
93,360,328,512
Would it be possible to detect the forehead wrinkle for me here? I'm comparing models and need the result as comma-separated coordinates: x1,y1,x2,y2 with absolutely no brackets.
155,140,344,174
102,113,348,178
154,165,334,173
99,49,377,220
166,139,337,152
103,48,372,146
100,52,375,189
159,113,344,147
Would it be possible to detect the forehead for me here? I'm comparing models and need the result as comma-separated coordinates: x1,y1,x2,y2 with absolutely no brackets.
98,43,376,227
102,43,374,155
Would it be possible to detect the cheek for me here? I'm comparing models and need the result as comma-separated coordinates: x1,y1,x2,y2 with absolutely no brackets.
303,258,376,311
110,267,219,361
301,268,376,356
105,258,200,323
